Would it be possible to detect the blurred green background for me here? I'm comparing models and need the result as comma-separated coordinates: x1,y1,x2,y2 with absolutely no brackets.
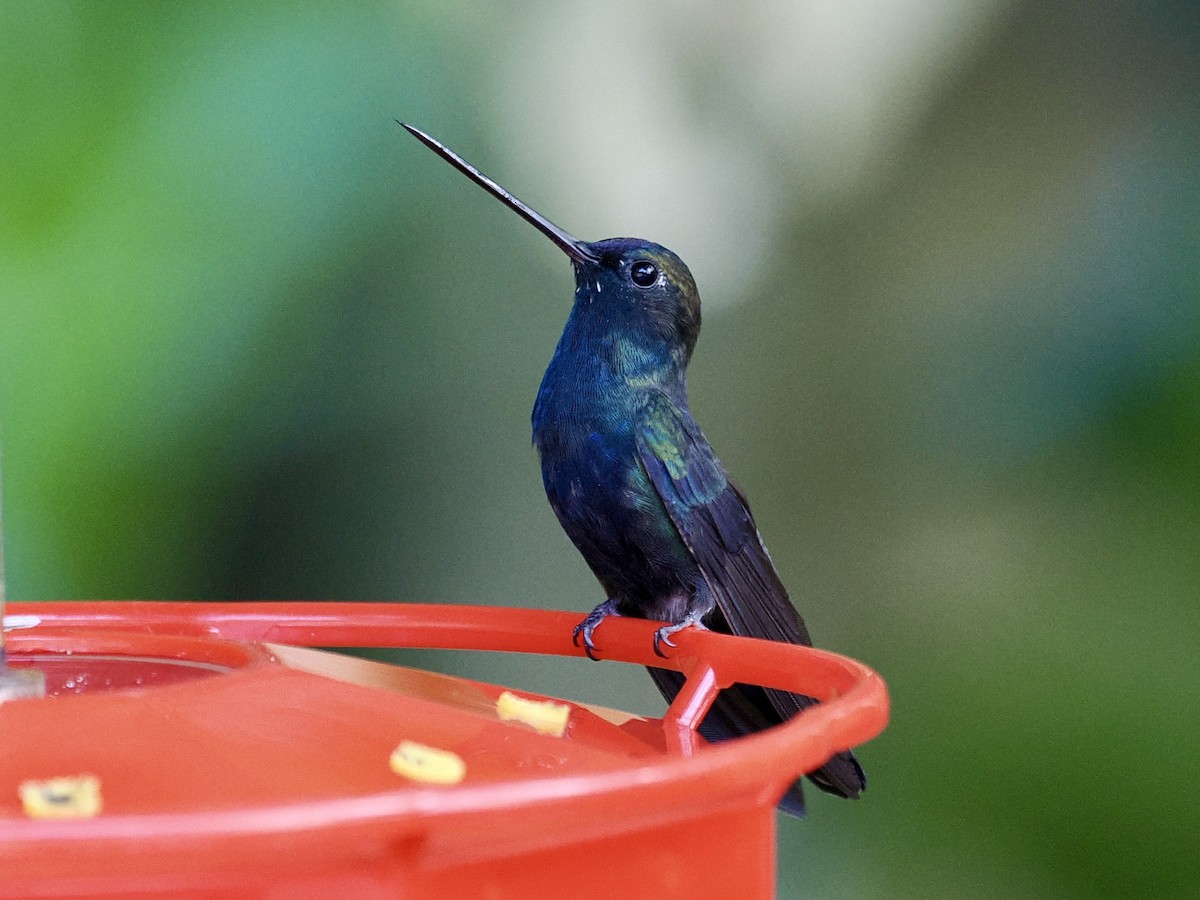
2,2,1197,896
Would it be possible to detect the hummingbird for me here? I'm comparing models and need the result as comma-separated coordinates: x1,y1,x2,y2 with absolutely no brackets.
402,123,864,815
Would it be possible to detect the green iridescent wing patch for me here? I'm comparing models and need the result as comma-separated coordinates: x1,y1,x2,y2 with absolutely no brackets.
635,392,812,647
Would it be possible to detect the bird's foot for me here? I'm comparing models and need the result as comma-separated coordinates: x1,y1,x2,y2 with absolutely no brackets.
572,598,622,661
653,613,709,658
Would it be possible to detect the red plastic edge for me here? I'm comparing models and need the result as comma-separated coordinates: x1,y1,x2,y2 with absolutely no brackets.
2,602,889,864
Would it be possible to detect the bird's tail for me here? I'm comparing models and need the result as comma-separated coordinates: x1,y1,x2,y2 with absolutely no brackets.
647,667,865,817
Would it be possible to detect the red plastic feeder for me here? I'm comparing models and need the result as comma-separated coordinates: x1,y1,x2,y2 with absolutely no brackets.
0,602,888,899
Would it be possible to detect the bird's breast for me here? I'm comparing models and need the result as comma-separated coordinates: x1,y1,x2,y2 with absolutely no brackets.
534,369,641,510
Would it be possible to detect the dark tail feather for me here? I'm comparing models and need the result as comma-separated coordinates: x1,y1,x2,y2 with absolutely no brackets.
647,667,865,817
806,746,866,798
778,782,808,817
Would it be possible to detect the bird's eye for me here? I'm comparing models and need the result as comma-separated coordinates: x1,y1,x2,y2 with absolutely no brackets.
630,260,659,288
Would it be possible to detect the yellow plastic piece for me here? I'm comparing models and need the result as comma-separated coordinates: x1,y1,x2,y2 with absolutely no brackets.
389,740,466,785
496,690,571,737
19,774,103,819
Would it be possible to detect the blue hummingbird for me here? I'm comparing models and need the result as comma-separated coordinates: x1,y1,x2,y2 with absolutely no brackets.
402,124,864,815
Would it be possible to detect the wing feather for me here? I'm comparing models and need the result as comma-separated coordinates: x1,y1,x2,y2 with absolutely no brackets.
637,393,865,801
636,394,812,647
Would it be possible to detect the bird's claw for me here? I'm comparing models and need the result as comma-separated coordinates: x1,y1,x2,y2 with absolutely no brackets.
572,621,602,661
652,629,677,658
652,615,708,658
573,598,621,662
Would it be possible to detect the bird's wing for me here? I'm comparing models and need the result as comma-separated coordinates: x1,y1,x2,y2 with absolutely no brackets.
638,394,867,801
636,392,813,647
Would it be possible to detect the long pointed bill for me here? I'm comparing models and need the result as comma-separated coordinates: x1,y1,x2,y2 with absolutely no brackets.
401,123,599,266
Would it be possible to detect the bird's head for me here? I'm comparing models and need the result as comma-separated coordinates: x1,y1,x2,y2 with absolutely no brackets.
402,124,701,362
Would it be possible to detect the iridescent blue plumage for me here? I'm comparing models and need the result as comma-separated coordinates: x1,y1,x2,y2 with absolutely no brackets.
404,125,865,815
533,239,703,634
